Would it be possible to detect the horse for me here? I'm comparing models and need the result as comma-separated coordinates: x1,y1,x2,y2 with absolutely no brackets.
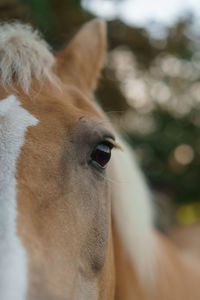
0,19,200,300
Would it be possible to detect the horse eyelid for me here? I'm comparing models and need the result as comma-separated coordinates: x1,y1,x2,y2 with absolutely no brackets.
104,137,123,151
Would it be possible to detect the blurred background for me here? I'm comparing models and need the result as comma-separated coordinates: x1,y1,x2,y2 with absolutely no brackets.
2,0,200,230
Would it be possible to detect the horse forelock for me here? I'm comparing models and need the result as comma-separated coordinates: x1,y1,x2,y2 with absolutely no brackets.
0,23,56,94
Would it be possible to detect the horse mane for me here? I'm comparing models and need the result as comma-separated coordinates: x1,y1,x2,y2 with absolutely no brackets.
111,136,159,284
0,23,55,93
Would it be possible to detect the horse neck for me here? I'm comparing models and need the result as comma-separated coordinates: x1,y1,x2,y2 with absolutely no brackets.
110,135,200,300
113,225,200,300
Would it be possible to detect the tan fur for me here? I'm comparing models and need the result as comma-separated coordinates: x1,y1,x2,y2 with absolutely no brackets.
114,223,200,300
56,19,107,93
16,89,115,298
170,222,200,261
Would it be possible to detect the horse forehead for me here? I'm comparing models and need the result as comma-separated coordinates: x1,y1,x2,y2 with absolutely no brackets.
17,89,106,141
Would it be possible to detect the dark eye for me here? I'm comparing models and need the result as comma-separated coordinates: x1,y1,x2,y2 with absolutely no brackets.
90,142,113,169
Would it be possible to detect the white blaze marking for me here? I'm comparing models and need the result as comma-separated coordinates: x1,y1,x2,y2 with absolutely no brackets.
0,95,38,300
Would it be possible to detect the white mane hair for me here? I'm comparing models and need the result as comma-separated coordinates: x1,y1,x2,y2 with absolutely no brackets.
0,23,55,93
111,135,159,285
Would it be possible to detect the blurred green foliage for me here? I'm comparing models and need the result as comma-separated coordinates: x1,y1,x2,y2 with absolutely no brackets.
20,0,55,33
127,109,200,205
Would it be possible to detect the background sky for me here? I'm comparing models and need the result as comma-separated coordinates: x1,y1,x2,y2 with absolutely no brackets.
82,0,200,37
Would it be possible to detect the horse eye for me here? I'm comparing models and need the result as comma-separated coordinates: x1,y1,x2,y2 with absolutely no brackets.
91,142,113,169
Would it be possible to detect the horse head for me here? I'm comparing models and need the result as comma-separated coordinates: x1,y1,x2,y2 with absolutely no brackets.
0,19,116,300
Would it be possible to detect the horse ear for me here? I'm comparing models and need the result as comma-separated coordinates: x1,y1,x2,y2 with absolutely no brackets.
56,19,107,92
